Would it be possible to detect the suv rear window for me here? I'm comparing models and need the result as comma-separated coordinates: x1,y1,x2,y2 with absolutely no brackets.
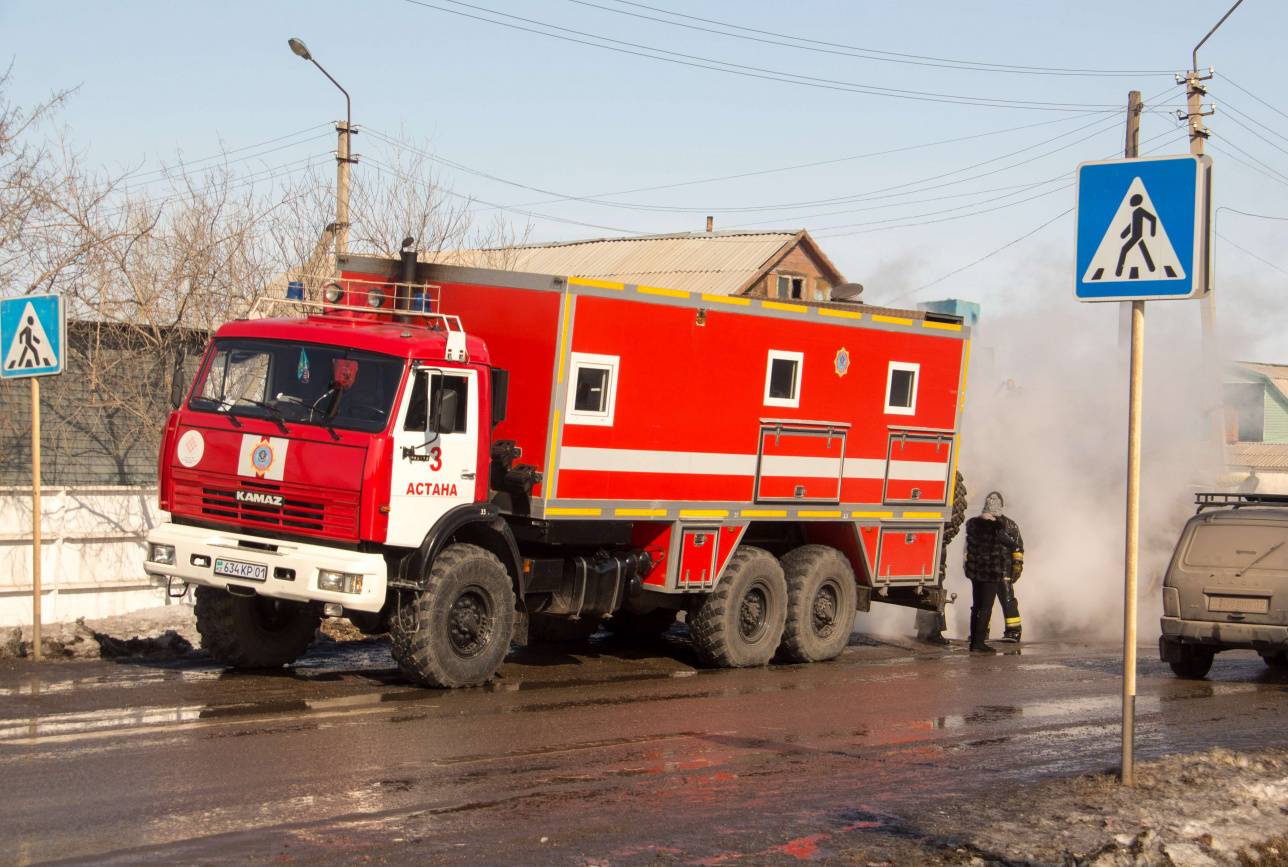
1183,523,1288,571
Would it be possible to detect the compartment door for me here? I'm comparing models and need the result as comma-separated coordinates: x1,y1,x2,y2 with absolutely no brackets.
883,431,953,505
677,527,720,589
756,422,847,503
876,526,941,584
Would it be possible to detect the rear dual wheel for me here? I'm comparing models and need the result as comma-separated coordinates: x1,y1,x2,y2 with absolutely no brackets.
778,545,857,663
689,546,787,668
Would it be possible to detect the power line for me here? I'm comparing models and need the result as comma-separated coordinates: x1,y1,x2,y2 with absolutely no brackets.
360,155,646,235
368,111,1109,215
569,0,1175,78
600,0,1176,77
1219,74,1288,125
1209,137,1288,186
1218,206,1288,221
117,125,333,187
1220,110,1288,160
1220,101,1288,146
1217,230,1288,278
400,0,1135,112
895,208,1073,300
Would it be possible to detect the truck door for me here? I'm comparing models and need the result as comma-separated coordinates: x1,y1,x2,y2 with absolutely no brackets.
387,368,479,548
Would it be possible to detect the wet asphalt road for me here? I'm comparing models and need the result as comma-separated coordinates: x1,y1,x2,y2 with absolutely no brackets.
3,630,1288,866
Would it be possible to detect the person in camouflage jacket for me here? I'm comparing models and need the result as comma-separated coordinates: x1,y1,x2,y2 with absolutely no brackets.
964,491,1025,653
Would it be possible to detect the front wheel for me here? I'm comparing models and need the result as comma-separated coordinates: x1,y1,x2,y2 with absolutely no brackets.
778,545,857,663
689,546,787,668
389,543,515,688
194,587,320,669
1168,644,1215,679
1260,651,1288,670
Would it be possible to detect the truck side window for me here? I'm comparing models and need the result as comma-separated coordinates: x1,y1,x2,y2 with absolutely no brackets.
403,372,468,432
885,361,920,415
764,350,803,408
566,352,619,426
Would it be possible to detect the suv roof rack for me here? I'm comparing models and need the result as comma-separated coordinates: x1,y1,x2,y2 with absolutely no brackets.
1195,491,1288,513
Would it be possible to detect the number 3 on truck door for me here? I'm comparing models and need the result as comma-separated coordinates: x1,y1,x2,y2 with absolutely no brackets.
387,367,479,547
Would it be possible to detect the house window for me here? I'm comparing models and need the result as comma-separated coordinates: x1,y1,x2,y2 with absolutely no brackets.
1224,382,1265,442
885,361,920,415
764,350,804,408
776,274,805,300
566,352,619,426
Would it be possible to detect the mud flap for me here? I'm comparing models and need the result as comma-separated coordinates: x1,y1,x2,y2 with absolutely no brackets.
1159,635,1183,663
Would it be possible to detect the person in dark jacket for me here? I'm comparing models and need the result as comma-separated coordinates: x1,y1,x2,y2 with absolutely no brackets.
963,491,1025,653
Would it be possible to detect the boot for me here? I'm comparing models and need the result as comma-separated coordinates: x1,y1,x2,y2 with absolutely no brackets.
969,641,997,654
1001,629,1021,643
921,630,950,646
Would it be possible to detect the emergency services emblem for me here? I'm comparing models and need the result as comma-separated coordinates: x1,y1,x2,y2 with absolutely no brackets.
834,347,850,378
237,434,288,481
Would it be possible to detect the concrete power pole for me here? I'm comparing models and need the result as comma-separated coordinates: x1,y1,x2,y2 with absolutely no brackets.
336,119,354,260
1183,0,1243,358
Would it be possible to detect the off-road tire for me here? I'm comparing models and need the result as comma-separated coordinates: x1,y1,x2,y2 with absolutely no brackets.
1169,645,1215,679
1260,651,1288,670
778,545,858,663
194,586,320,669
689,546,787,668
603,608,678,642
528,612,602,643
389,543,515,688
939,470,968,581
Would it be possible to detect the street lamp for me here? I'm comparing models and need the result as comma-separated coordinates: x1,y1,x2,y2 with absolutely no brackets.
287,37,354,262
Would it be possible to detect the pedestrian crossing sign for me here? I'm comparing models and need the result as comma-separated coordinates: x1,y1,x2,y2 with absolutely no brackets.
1,294,65,378
1075,154,1212,302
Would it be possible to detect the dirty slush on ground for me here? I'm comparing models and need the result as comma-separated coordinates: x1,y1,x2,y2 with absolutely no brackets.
5,607,1288,866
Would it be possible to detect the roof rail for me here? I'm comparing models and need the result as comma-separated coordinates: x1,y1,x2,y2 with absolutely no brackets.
250,272,464,332
1194,491,1288,513
248,296,464,333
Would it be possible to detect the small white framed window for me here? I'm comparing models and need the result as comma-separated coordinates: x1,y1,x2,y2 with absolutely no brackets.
885,361,920,415
764,350,804,408
566,352,619,426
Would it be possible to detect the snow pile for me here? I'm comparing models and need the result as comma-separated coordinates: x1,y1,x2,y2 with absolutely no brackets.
956,747,1288,865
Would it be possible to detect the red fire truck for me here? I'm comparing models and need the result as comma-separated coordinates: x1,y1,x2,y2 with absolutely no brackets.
143,251,970,687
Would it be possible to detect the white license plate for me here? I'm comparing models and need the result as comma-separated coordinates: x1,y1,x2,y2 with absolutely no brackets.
214,558,267,582
1207,595,1269,614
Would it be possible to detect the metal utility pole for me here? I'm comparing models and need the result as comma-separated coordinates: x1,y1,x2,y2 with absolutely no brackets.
30,378,42,661
1182,0,1243,355
288,38,355,264
1120,89,1143,787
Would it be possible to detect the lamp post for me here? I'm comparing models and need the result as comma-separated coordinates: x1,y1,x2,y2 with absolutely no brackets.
288,37,353,264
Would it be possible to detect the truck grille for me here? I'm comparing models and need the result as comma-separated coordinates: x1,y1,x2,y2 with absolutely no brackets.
172,470,360,541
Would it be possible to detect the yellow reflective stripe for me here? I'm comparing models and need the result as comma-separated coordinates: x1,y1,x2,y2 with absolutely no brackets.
872,314,914,326
679,509,728,518
546,506,603,517
901,511,942,519
569,277,623,290
702,293,750,305
1013,551,1024,559
638,285,689,298
819,308,863,320
556,297,572,385
762,301,808,313
1005,617,1022,626
922,320,962,331
546,411,561,489
798,510,842,518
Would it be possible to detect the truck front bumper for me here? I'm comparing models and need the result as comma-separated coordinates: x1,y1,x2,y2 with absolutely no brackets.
1159,616,1288,654
143,522,387,613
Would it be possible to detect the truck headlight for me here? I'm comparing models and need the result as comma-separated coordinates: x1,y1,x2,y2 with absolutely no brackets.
148,543,175,566
318,570,364,594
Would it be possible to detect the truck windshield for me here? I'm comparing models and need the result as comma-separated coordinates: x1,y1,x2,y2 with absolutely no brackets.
189,339,404,433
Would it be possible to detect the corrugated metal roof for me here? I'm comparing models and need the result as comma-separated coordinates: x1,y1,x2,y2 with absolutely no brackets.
434,230,832,296
1227,442,1288,471
1234,361,1288,404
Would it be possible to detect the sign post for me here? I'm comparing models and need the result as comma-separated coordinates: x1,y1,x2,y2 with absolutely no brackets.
1,293,67,662
1075,149,1212,786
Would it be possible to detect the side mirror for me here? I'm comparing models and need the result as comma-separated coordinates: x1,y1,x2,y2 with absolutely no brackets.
431,386,459,434
169,352,187,409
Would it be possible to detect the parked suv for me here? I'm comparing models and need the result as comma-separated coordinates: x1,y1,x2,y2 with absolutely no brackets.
1160,492,1288,678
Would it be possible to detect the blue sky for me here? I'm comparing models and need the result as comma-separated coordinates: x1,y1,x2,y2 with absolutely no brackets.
3,0,1286,355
